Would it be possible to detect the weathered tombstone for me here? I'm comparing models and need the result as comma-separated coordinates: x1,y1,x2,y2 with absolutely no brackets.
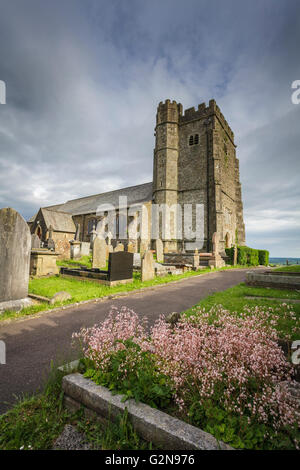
127,242,135,253
108,252,133,282
0,208,31,309
31,233,40,249
141,250,155,282
90,223,98,247
47,225,55,251
114,243,124,252
155,239,164,263
92,237,107,268
80,242,90,257
140,240,148,257
133,252,141,268
70,240,81,259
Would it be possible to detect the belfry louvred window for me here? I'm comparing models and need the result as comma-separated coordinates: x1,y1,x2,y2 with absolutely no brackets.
189,134,199,146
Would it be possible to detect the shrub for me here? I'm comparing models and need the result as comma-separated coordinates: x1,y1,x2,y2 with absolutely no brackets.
259,250,269,266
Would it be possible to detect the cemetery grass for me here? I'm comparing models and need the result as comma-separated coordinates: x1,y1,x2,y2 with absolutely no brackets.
273,265,300,273
0,362,151,450
0,265,248,322
182,283,300,341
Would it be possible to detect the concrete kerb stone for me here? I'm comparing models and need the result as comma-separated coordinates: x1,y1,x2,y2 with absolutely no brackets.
62,373,233,450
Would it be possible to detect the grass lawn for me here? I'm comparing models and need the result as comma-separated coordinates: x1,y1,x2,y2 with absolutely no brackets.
0,363,151,450
273,265,300,273
182,283,300,341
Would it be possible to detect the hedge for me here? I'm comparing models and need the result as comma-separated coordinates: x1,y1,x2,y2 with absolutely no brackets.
225,246,269,266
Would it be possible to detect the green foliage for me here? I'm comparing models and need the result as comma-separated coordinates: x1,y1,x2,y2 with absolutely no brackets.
183,282,300,341
225,247,234,264
187,398,297,450
226,246,267,266
0,358,152,450
258,250,269,266
83,339,174,409
57,255,93,269
274,265,300,272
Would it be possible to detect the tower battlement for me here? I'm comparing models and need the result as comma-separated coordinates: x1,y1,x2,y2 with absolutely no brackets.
180,99,234,142
156,99,183,125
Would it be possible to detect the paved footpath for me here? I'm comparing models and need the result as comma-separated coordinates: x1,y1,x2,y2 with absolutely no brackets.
0,269,252,414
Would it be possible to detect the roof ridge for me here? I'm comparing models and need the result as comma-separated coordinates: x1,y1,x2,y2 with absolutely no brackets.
64,182,152,204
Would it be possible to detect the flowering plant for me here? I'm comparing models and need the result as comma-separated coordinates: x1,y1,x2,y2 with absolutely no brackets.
73,305,300,449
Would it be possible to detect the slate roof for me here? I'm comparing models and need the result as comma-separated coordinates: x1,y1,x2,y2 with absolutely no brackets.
45,182,153,216
41,208,76,233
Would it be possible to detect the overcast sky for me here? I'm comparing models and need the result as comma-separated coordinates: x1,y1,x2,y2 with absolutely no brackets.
0,0,299,257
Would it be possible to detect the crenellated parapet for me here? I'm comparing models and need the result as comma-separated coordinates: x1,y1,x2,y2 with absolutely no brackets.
179,99,234,143
156,99,183,126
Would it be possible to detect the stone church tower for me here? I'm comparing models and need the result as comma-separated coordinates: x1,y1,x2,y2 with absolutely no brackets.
153,99,245,253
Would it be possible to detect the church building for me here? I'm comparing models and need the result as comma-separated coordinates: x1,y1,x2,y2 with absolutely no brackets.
28,99,245,258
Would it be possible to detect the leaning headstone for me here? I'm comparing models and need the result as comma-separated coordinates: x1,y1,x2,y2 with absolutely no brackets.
31,233,40,249
114,243,124,252
92,237,107,268
141,250,155,282
155,239,164,263
0,208,31,310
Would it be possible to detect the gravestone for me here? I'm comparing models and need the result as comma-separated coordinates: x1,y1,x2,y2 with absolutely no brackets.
108,252,133,282
106,244,113,259
31,233,40,249
90,223,98,247
0,208,31,308
92,237,107,268
80,242,90,257
140,241,148,257
155,239,164,263
127,242,135,253
114,243,124,252
133,252,141,268
141,250,155,282
47,225,55,251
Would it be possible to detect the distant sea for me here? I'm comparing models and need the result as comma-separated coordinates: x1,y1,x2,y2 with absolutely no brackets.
269,257,300,265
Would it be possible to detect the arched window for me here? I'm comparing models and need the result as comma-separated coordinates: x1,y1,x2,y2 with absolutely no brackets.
194,134,199,145
189,135,194,146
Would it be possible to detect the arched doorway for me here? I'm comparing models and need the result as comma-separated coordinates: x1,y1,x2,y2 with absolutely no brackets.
36,225,42,239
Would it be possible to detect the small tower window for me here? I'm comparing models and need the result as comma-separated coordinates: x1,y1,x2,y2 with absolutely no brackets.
189,134,199,146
